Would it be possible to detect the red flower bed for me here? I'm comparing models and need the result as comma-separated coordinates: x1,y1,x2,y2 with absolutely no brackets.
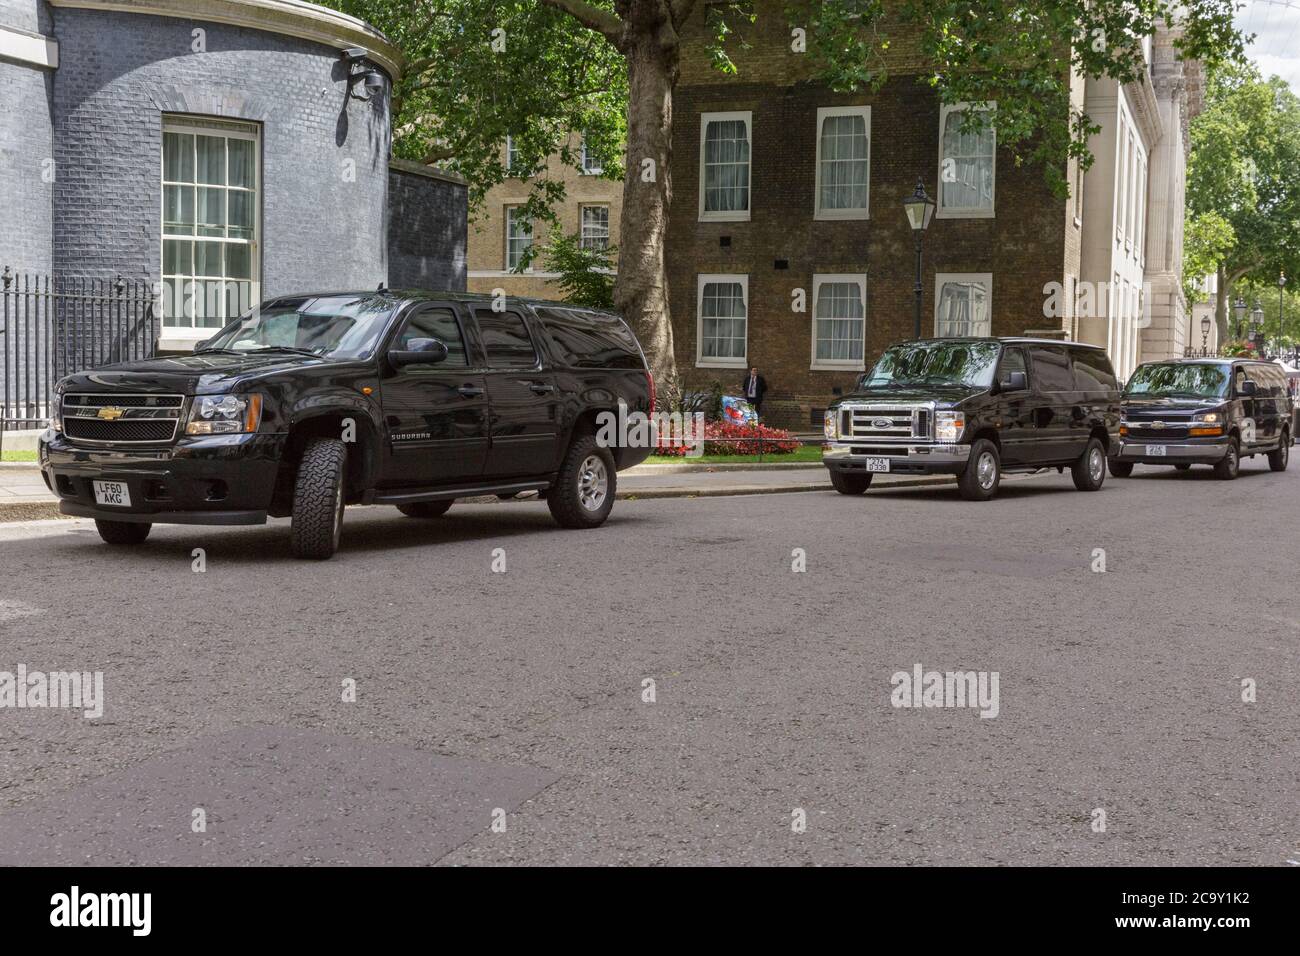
653,419,801,457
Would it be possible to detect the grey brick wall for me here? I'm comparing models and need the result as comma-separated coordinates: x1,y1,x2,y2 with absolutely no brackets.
387,162,467,291
49,8,392,294
0,1,54,274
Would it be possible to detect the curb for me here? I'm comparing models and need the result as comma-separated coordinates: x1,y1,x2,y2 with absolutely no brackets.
0,501,68,523
627,461,823,474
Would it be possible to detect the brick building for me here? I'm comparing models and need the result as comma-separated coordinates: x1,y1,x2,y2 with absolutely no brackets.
467,132,622,299
667,2,1203,429
0,0,466,353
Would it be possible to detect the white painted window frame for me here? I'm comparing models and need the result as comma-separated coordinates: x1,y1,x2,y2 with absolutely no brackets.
698,111,753,223
810,273,868,371
936,102,996,219
695,273,748,368
814,106,871,221
504,204,534,273
933,272,993,337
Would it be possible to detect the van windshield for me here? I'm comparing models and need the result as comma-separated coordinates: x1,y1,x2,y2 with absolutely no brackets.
200,295,397,359
1124,363,1229,399
862,341,1001,389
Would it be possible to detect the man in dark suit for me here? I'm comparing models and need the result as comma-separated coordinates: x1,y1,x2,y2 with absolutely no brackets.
741,367,768,418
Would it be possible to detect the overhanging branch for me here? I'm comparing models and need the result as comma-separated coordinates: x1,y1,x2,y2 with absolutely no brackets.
540,0,624,41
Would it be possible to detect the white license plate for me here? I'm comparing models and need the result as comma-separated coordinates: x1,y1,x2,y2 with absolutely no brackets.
92,480,131,507
1145,445,1167,457
864,457,892,473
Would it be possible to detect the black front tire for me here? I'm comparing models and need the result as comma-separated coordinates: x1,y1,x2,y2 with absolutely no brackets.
1108,460,1134,478
290,437,347,559
1213,438,1240,481
397,500,453,518
958,439,1001,501
1268,430,1290,472
94,519,151,546
548,433,616,529
1072,437,1107,491
829,470,872,495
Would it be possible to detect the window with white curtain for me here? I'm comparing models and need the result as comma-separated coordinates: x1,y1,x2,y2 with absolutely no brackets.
811,275,867,369
696,274,747,366
580,134,602,175
815,106,870,219
161,118,259,330
580,205,610,251
505,206,533,271
937,103,995,216
699,112,751,221
934,273,992,337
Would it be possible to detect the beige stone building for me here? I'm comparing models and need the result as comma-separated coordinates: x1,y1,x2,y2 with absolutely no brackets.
466,133,622,299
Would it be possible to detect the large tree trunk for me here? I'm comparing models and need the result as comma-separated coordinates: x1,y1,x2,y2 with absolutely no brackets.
1215,265,1229,344
613,16,680,391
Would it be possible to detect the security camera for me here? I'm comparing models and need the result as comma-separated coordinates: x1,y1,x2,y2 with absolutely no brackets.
364,70,385,95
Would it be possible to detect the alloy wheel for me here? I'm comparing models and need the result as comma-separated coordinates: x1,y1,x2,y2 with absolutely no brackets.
578,455,608,511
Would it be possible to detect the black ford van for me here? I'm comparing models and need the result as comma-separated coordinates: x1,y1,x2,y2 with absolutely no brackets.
822,337,1122,500
1110,358,1292,479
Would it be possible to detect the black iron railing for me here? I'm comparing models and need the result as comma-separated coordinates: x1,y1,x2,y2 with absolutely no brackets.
1,267,159,435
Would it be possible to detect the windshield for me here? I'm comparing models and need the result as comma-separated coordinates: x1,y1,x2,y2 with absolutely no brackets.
200,295,397,359
1124,363,1229,399
862,341,1001,389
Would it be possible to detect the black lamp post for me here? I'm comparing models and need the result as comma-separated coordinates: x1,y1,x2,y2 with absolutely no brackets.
902,178,936,339
1233,295,1247,340
1250,300,1264,352
1200,315,1211,355
1278,272,1287,360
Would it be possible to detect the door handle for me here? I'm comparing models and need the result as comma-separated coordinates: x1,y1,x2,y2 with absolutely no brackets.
457,385,484,398
529,382,556,394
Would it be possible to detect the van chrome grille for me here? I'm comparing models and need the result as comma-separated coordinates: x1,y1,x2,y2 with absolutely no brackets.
62,393,185,445
841,403,934,442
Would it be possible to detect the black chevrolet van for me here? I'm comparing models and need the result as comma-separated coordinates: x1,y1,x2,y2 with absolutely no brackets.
1110,358,1292,479
822,337,1122,500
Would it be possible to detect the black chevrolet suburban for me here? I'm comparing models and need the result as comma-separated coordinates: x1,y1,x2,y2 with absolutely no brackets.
822,337,1122,500
1110,358,1292,479
38,291,654,558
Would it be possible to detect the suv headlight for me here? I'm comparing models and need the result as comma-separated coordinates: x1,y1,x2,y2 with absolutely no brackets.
935,411,965,443
823,409,839,440
48,393,63,433
185,393,263,435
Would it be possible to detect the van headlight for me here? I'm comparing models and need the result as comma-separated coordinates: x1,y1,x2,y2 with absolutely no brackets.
935,411,965,443
185,393,263,435
823,409,839,440
1192,412,1220,424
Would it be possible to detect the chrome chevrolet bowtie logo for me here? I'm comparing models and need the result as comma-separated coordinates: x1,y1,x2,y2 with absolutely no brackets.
97,407,125,421
872,418,893,429
1149,421,1166,429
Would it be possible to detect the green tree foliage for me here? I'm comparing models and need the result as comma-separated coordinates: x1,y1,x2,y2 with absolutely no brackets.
543,230,617,308
1185,62,1300,340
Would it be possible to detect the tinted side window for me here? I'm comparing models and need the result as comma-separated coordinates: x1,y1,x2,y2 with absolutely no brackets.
1030,346,1074,391
534,306,643,369
998,347,1027,383
475,310,539,368
1072,348,1118,391
397,307,468,366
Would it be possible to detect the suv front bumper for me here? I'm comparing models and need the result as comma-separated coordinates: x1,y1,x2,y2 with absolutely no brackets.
823,442,971,476
1115,438,1229,464
39,430,285,525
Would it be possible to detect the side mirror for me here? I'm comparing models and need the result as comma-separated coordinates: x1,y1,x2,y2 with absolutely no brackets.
194,338,210,350
389,337,449,367
1239,379,1257,396
998,370,1027,392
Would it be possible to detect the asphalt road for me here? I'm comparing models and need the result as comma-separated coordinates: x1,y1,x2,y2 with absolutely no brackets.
1,457,1297,866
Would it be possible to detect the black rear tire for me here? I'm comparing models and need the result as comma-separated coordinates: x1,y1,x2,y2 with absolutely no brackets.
1071,437,1107,491
1268,430,1290,471
94,519,151,546
829,470,872,495
397,500,453,518
290,437,347,559
1213,437,1240,480
548,433,616,529
958,439,1001,501
1108,460,1134,478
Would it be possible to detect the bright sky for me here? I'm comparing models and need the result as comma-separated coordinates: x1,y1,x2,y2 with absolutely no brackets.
1237,0,1300,91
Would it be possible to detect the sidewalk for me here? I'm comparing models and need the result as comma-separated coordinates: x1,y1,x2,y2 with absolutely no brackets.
0,461,955,522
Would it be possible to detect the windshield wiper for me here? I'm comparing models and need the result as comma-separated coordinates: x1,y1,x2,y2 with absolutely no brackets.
193,347,241,355
247,346,323,358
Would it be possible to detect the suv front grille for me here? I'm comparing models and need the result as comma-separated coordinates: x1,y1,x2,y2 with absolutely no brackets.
62,394,185,445
840,404,933,442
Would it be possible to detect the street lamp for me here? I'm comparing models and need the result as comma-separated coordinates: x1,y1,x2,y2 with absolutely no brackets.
1200,315,1211,355
902,178,936,339
1233,296,1247,340
1251,300,1264,352
1278,272,1287,360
